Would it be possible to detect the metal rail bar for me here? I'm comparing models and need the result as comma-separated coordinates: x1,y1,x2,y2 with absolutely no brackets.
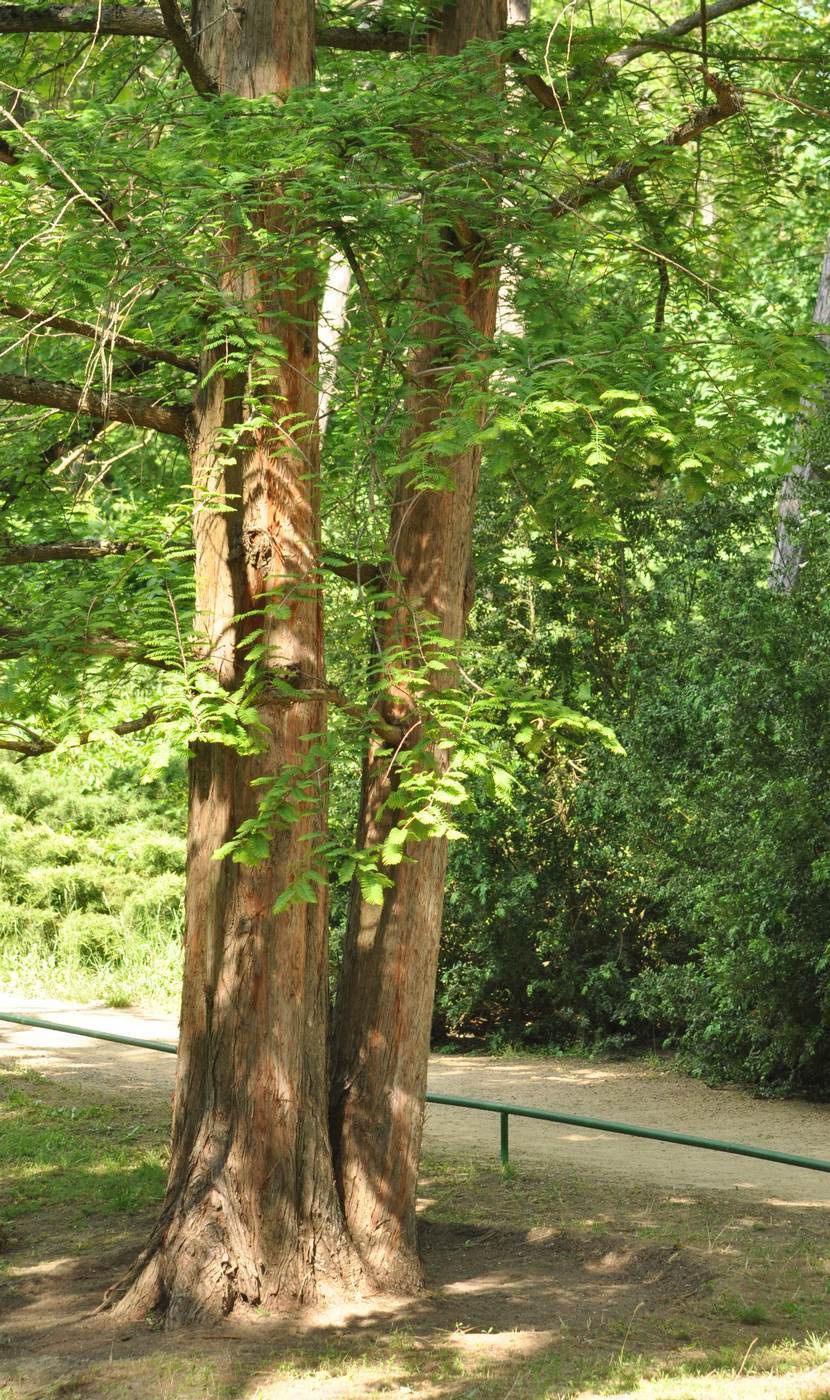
0,1011,177,1055
3,1011,830,1175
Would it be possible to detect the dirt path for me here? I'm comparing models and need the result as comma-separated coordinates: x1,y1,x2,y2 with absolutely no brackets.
2,993,829,1206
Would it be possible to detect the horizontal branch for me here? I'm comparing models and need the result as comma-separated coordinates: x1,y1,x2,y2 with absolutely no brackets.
548,75,743,218
0,537,140,564
0,6,416,44
86,632,178,669
317,25,415,52
324,559,382,586
0,4,166,35
318,685,402,745
0,300,197,372
0,624,177,670
0,706,162,757
0,372,190,437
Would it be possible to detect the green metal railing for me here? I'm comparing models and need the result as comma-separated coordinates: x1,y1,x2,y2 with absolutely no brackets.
2,1010,830,1177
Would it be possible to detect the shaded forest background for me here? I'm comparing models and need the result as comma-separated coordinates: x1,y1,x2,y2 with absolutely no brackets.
6,462,830,1097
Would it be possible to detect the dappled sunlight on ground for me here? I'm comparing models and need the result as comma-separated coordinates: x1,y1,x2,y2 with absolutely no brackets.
4,1009,830,1397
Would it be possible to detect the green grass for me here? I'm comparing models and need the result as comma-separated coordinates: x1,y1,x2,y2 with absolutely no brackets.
0,1066,166,1228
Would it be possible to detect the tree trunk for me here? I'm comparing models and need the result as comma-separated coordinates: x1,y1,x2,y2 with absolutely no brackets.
330,0,506,1293
107,0,361,1324
769,231,830,593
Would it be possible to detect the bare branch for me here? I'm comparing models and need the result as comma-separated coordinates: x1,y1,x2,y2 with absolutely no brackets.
0,6,416,45
605,0,761,70
314,685,402,745
85,632,178,669
0,537,140,564
548,75,743,218
512,0,760,117
156,0,216,95
0,301,197,372
0,706,163,757
0,372,190,438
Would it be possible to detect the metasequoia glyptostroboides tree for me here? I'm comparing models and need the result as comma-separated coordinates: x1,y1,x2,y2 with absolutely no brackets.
105,0,367,1322
330,0,508,1293
0,0,799,1326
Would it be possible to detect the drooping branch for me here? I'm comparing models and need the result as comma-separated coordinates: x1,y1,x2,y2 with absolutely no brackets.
0,706,163,757
0,373,190,437
0,301,197,372
548,76,743,219
0,537,140,564
156,0,217,95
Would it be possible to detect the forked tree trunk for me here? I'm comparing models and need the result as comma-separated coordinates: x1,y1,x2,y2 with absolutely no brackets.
107,0,360,1324
769,231,830,593
330,0,506,1293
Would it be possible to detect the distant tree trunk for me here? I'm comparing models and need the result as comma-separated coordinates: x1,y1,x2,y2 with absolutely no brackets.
319,256,352,439
108,0,360,1324
769,232,830,593
330,0,506,1293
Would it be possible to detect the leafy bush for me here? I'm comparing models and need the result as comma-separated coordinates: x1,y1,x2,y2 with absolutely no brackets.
0,754,186,1008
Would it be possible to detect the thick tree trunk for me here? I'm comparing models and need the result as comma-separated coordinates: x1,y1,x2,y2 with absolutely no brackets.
330,0,506,1293
769,231,830,593
107,0,360,1324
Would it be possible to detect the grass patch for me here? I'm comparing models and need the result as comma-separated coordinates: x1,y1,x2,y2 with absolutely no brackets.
0,1065,167,1230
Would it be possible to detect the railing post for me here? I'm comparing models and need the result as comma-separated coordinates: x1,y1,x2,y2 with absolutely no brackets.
500,1110,509,1170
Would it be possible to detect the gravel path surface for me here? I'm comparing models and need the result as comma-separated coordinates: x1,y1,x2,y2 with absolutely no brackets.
2,993,829,1206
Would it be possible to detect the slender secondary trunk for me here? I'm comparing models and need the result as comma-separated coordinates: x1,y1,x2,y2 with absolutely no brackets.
108,0,360,1324
769,231,830,593
330,0,506,1293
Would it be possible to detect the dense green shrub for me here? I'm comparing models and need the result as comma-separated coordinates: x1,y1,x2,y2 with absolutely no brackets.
438,486,830,1095
0,754,186,1007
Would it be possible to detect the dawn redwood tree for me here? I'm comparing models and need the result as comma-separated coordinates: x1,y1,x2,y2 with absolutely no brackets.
0,0,816,1326
330,0,508,1292
102,2,364,1322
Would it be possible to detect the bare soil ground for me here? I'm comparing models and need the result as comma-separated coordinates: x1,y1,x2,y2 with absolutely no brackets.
3,997,830,1399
